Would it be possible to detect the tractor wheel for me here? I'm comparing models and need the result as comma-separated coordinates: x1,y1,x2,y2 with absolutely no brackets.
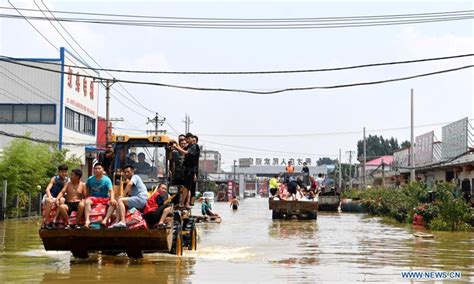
171,221,183,256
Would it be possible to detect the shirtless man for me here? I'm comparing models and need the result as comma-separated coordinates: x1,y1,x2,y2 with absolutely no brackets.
55,169,86,228
229,196,239,210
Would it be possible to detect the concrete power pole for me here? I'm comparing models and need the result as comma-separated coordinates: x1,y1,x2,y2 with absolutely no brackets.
346,150,355,190
410,89,416,182
105,80,111,143
382,159,385,188
103,79,116,143
363,127,367,189
147,113,166,135
338,149,342,190
183,114,193,134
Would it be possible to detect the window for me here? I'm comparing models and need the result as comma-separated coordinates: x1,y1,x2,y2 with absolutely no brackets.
0,104,56,124
0,105,12,123
13,105,27,123
64,107,95,136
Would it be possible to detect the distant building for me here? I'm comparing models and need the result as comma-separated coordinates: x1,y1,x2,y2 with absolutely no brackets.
0,47,99,163
199,149,222,173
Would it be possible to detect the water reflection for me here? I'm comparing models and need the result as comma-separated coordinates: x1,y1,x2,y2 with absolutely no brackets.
268,220,318,239
41,255,196,283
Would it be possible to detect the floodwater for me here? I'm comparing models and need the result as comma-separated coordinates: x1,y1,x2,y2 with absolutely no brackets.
0,198,472,283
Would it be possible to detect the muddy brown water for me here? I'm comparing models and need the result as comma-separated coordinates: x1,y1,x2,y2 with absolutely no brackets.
0,198,472,283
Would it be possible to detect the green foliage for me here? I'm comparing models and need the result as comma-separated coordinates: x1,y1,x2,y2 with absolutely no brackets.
316,157,337,166
356,135,401,160
0,137,81,208
429,183,472,231
349,182,472,231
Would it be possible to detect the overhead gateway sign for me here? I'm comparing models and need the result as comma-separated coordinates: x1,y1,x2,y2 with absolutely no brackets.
239,158,252,167
441,117,469,159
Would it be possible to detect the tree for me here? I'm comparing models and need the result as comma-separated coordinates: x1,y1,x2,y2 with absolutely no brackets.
400,140,411,149
0,137,81,208
316,157,337,166
357,135,401,161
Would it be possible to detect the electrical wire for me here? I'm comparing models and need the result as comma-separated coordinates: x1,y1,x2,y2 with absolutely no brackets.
0,14,471,29
0,130,95,146
1,6,472,21
2,53,472,75
37,0,157,117
0,8,472,29
1,58,472,95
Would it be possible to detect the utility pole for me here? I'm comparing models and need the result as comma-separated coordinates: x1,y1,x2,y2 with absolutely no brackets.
346,150,355,190
233,160,237,184
109,117,124,136
103,79,116,143
363,127,367,189
182,114,193,134
338,149,342,190
147,112,166,135
105,80,110,143
410,89,416,182
381,159,385,188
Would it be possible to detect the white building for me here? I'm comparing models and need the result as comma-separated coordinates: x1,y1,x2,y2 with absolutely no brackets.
0,47,99,163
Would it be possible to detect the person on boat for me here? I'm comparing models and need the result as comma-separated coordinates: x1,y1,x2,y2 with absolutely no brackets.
83,162,115,228
42,164,69,229
230,196,239,210
285,161,295,173
107,164,148,228
269,175,280,198
55,169,86,229
143,183,173,228
201,198,220,217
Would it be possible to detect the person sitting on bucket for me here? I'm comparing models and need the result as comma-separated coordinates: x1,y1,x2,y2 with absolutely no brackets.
55,168,86,229
201,198,219,217
107,164,148,228
143,183,173,228
42,164,70,229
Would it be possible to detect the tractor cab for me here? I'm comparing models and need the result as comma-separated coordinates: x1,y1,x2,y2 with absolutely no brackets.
110,134,172,191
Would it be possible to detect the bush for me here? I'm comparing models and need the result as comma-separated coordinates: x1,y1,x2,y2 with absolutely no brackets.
429,183,471,231
0,137,81,210
414,203,440,224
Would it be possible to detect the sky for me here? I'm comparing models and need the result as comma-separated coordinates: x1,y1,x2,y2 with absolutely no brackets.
1,0,473,171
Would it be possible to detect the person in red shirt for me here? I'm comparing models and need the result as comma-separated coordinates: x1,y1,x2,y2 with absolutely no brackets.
143,183,172,228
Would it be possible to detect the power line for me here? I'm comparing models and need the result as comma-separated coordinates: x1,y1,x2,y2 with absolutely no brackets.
37,0,156,116
194,120,473,137
0,130,95,146
1,13,472,29
2,53,472,75
1,6,472,21
8,0,155,120
32,0,90,66
1,58,472,95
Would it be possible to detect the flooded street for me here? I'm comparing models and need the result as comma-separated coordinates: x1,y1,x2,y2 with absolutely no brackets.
0,198,473,283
